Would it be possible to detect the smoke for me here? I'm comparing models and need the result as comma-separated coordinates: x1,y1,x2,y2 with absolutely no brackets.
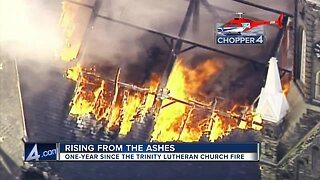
0,0,63,60
0,0,67,102
82,0,276,83
83,0,190,74
0,0,268,107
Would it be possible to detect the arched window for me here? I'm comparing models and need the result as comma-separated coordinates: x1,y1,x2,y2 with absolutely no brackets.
315,71,320,99
296,27,307,84
300,28,307,84
296,159,305,180
312,146,320,178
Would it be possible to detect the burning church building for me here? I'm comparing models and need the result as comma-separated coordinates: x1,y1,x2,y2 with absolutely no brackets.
1,0,319,179
58,0,268,144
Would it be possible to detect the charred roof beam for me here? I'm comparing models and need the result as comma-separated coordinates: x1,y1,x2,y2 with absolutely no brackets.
180,45,197,54
159,0,197,88
192,0,200,33
162,37,173,49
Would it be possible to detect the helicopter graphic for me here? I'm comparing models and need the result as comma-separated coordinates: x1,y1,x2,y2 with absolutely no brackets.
217,13,284,35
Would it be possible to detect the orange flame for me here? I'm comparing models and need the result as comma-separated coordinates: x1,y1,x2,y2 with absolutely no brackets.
209,114,225,141
282,81,290,96
119,93,142,135
151,60,188,141
66,65,110,120
151,59,221,142
281,73,291,96
141,74,159,115
59,1,92,61
65,58,264,142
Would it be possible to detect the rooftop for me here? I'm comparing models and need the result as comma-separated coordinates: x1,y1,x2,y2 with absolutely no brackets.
0,52,25,179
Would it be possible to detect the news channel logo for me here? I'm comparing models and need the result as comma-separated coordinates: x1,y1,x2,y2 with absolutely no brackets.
24,143,57,161
215,23,265,44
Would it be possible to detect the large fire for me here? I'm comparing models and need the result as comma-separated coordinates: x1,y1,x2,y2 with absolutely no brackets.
65,58,263,142
65,65,110,119
151,59,221,142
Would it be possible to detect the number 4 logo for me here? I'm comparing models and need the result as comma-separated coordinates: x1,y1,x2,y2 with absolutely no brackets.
26,144,41,161
256,35,264,44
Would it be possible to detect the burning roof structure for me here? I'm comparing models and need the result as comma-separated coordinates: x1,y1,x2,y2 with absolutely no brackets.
64,59,265,143
56,0,294,143
0,0,299,179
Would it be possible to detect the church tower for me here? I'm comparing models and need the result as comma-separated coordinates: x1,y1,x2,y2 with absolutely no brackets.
259,0,320,180
256,58,289,180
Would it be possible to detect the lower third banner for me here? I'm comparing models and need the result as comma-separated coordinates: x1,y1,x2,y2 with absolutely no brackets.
25,143,260,162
